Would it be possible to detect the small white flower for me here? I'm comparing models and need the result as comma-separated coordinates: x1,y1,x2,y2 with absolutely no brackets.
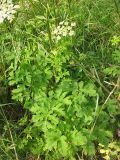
7,14,14,22
67,26,72,30
63,31,67,36
0,17,4,23
58,27,63,33
57,26,61,29
14,5,20,9
64,21,69,26
56,35,61,41
53,28,58,34
0,0,20,23
69,30,75,36
11,10,16,14
71,22,76,27
59,21,64,25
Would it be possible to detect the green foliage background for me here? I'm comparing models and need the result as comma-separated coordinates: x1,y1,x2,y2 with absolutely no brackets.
0,0,120,159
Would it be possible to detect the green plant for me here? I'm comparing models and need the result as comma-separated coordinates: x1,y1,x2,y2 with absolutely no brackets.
0,0,120,159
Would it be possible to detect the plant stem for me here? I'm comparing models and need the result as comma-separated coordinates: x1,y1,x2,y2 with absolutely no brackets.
53,0,58,26
46,4,53,49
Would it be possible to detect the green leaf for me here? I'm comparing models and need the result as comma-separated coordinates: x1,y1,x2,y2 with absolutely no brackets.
83,83,97,97
107,99,118,115
83,142,96,156
58,135,69,156
70,130,87,146
44,130,61,151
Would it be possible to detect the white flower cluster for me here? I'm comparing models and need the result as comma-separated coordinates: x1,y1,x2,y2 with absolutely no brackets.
0,0,20,23
52,21,76,42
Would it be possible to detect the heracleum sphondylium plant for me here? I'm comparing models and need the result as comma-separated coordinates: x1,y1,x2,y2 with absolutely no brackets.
0,0,20,23
1,0,120,159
